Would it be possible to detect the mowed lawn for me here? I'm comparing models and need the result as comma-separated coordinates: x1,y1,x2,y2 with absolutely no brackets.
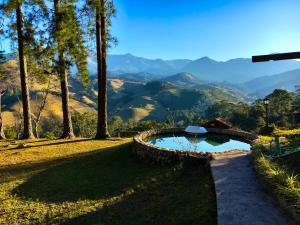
0,139,216,225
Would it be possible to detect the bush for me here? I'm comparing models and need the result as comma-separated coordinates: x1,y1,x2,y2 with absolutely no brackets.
273,128,300,137
72,111,97,138
40,118,63,139
4,127,18,139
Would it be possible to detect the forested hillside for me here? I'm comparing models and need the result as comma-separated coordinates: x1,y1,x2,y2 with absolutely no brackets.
2,60,250,129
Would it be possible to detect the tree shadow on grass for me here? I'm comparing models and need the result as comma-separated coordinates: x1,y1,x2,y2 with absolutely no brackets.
12,143,169,203
12,143,216,225
60,165,217,225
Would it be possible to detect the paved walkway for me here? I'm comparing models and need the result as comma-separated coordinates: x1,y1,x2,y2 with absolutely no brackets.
210,152,291,225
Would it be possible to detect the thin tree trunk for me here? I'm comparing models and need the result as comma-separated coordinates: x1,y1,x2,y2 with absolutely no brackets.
59,66,74,139
95,0,110,139
0,92,6,139
16,4,35,139
33,78,52,138
54,0,75,139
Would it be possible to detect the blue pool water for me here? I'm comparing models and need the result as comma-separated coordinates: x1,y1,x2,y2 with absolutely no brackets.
146,134,251,153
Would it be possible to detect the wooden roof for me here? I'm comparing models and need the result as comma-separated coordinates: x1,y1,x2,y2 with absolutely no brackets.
202,118,232,129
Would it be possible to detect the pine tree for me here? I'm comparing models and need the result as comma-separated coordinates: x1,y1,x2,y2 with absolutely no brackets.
91,0,115,139
0,1,37,139
52,0,89,139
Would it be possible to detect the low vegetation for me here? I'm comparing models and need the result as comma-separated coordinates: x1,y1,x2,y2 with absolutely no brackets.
252,137,300,222
0,139,216,225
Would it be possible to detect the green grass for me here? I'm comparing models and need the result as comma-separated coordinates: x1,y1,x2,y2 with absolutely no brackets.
0,139,216,225
273,128,300,137
252,144,300,221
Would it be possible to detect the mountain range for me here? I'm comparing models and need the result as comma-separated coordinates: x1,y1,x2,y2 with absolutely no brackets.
4,52,300,100
86,53,300,84
241,69,300,97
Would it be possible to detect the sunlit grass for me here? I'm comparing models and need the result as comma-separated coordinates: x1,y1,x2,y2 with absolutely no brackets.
253,148,300,220
273,128,300,137
0,139,216,225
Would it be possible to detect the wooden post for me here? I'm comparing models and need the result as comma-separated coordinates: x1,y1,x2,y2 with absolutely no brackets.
252,52,300,62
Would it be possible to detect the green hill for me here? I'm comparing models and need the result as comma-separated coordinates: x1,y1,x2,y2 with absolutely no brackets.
1,61,250,127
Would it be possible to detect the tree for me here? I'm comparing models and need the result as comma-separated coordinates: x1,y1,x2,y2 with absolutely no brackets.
31,76,54,138
81,0,116,138
15,2,35,139
1,0,49,139
0,51,6,139
266,89,295,127
0,90,6,139
72,111,97,138
95,0,111,139
52,0,89,139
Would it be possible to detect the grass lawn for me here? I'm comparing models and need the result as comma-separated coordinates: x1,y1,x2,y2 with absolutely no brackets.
0,139,216,225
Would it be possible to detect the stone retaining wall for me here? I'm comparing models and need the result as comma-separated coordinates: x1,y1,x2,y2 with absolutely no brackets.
132,128,258,165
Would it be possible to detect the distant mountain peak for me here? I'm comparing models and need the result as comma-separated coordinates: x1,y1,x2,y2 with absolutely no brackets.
162,72,206,87
84,53,300,83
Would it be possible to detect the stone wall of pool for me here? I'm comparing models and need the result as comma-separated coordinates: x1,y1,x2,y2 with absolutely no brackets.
132,128,258,165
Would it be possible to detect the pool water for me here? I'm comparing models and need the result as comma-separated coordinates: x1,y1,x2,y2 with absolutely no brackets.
146,134,251,153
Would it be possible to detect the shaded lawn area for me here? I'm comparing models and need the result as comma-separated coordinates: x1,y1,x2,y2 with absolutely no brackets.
0,139,216,225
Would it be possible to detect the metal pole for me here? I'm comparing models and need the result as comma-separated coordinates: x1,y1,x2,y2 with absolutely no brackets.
265,104,269,128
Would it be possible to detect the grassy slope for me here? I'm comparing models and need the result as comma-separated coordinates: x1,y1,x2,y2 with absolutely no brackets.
2,60,248,125
0,139,216,225
253,135,300,221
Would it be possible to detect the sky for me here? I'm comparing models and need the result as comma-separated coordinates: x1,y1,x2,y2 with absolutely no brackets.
108,0,300,60
2,0,300,61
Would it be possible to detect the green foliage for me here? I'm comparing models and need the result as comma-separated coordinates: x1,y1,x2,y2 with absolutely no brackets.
204,89,298,132
52,0,89,86
40,118,63,139
4,126,18,139
205,100,265,131
109,115,124,136
266,89,295,127
1,0,51,81
71,111,97,138
0,51,6,82
83,0,118,49
253,148,300,219
273,128,300,137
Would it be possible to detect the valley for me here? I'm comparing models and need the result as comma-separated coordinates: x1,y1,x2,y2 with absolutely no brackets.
2,54,300,128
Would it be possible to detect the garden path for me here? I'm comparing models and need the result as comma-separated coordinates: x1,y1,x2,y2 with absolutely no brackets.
210,152,292,225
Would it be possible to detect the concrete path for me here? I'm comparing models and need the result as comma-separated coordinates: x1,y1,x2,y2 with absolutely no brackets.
210,152,291,225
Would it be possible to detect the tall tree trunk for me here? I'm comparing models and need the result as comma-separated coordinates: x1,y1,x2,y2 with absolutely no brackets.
16,4,35,139
54,0,74,139
59,65,74,139
95,0,110,139
0,92,6,139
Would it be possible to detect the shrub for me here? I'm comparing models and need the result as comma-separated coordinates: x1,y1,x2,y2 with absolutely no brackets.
72,111,97,138
4,127,18,139
40,118,63,139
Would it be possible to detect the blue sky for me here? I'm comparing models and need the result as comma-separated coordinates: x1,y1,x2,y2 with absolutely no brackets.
2,0,300,61
109,0,300,60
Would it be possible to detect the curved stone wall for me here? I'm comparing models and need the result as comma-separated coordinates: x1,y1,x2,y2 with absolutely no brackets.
132,128,258,165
